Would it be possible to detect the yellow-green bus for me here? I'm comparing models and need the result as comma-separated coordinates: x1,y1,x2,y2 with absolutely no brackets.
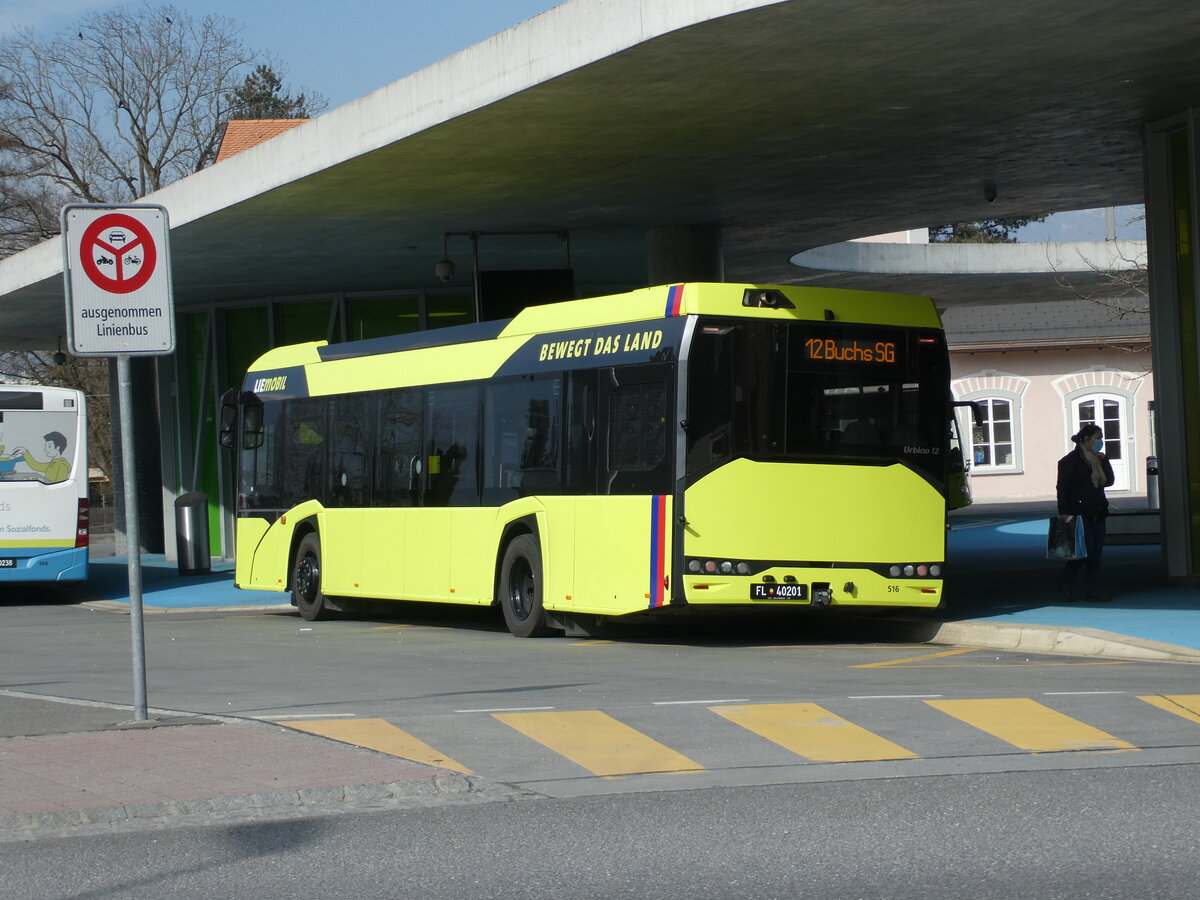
224,283,956,636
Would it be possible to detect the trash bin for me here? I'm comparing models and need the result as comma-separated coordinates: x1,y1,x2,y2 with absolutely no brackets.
174,491,211,576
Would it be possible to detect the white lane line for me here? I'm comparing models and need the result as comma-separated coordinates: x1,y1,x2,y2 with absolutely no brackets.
253,713,358,720
1043,691,1128,695
456,705,556,713
847,694,944,699
653,699,750,706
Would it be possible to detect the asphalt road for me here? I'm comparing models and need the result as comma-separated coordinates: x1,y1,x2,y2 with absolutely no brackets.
4,765,1198,899
5,596,1200,794
4,591,1200,897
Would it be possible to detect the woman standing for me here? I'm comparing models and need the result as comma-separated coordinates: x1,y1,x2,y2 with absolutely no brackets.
1056,423,1115,602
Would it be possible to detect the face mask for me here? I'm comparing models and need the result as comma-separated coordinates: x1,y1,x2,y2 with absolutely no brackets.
1092,439,1104,453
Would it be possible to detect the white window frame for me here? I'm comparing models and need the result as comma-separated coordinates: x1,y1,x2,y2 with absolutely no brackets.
959,390,1023,474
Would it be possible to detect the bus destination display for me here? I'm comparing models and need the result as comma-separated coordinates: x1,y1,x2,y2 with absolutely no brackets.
804,336,897,365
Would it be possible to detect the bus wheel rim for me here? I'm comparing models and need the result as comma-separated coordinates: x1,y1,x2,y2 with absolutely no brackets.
297,554,319,600
509,558,534,621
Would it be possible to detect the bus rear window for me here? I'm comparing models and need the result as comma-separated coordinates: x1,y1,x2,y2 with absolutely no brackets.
686,319,948,483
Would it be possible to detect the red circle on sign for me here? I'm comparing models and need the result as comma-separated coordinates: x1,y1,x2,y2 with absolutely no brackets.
79,213,158,294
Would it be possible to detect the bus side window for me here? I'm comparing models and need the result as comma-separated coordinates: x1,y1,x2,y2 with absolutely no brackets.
484,375,562,503
564,371,597,494
602,364,673,495
377,388,423,508
426,384,480,507
242,399,264,450
329,394,370,508
609,382,667,471
282,398,328,509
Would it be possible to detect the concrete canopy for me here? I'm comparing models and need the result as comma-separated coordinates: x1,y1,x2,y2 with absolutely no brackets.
2,0,1199,347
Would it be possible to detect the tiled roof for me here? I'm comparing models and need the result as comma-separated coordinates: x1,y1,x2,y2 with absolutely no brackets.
215,119,309,163
943,298,1149,349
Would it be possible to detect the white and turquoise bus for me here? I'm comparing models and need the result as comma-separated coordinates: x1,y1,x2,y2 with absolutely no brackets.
0,385,89,583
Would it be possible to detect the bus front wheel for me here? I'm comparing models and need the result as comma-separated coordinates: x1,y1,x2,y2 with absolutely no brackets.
500,534,553,638
293,533,331,621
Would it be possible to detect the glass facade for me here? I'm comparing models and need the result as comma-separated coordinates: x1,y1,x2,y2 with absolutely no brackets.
176,290,480,560
280,300,334,346
347,296,419,340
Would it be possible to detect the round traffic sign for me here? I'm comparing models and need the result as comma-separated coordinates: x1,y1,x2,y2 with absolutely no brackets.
78,213,158,294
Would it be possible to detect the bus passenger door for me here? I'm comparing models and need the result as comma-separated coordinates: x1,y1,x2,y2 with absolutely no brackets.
407,384,481,602
322,394,370,595
361,388,423,600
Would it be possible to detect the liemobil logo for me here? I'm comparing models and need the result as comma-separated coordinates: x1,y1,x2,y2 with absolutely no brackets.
253,375,288,393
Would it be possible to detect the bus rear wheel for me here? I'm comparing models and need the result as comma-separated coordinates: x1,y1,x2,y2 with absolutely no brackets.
500,534,553,637
293,533,331,621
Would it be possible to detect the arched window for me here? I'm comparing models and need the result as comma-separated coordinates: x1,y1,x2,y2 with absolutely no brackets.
968,395,1021,472
953,373,1027,475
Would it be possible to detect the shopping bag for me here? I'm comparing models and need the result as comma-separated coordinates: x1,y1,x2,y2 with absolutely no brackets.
1046,516,1087,560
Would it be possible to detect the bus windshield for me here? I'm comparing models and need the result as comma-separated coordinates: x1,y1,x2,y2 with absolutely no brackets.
685,318,949,484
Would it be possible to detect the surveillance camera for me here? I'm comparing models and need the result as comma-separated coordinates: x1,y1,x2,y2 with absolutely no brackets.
984,184,997,203
435,259,455,282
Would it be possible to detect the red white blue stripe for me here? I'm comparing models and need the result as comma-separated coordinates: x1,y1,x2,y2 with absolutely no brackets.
648,494,668,608
664,284,685,317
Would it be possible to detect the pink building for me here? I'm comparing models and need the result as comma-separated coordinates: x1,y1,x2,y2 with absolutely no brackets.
945,300,1152,504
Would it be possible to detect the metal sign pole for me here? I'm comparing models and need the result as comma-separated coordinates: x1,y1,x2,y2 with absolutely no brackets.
62,202,174,724
116,354,148,720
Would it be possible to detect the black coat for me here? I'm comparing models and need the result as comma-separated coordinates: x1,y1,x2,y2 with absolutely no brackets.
1056,446,1114,518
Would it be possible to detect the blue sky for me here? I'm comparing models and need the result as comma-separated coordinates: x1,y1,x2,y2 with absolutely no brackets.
3,2,1147,242
1014,206,1145,242
0,1,564,110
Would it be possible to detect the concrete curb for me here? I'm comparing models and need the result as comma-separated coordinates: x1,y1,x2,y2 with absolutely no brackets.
920,619,1200,664
75,600,290,615
0,773,534,842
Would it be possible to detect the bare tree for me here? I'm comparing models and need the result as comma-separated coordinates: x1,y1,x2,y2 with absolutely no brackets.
1050,211,1149,319
0,2,321,222
0,80,63,254
1052,246,1149,319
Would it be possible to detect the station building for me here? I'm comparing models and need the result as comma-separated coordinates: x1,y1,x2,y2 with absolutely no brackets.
1,1,1199,579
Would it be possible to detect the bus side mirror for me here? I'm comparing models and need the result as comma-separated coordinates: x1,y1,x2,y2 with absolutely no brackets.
218,390,238,450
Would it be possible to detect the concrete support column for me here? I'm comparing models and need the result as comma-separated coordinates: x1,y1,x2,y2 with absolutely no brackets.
647,224,724,285
1145,109,1200,578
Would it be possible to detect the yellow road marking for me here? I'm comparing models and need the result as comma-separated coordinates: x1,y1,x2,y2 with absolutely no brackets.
853,648,979,668
925,698,1137,752
284,718,471,773
1138,694,1200,724
711,702,918,762
493,710,703,776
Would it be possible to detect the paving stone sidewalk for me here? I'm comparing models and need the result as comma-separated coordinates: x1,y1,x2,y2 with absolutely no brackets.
0,693,528,842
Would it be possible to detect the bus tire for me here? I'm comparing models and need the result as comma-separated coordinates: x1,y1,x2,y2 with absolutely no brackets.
293,533,332,621
500,534,553,638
